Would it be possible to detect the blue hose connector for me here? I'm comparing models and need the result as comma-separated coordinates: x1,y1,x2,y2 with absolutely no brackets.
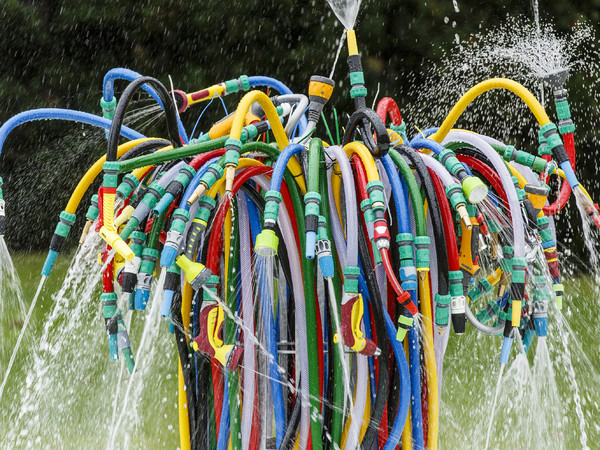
500,336,513,364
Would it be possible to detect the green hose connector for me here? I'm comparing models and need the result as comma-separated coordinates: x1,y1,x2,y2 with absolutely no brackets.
86,195,100,221
500,246,514,274
554,88,576,135
117,315,135,373
263,190,282,227
554,283,564,309
414,236,431,272
397,233,417,291
202,275,220,302
396,315,413,342
366,181,385,213
502,145,548,173
161,208,190,268
224,75,250,95
361,198,375,238
116,173,140,200
343,266,361,294
434,293,452,327
120,181,165,239
461,175,488,204
187,163,224,206
101,292,119,360
102,161,120,188
122,230,146,309
100,96,117,121
42,210,77,276
304,191,321,260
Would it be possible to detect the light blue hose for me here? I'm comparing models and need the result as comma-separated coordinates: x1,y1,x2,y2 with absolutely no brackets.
0,108,145,158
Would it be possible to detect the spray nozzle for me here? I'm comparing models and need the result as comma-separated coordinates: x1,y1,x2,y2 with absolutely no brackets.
175,254,212,290
540,67,570,90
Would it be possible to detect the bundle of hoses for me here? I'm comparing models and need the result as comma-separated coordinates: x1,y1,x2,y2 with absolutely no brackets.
2,29,599,450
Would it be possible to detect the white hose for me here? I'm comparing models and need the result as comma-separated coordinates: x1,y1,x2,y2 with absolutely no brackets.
443,131,525,259
237,194,255,449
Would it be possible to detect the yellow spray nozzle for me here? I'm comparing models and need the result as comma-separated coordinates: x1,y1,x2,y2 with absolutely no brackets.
308,76,335,103
99,226,135,261
346,29,358,56
524,184,550,211
175,254,212,290
114,205,135,229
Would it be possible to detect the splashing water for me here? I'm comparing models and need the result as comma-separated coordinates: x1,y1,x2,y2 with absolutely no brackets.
325,0,362,30
484,362,505,450
0,275,46,403
0,236,29,359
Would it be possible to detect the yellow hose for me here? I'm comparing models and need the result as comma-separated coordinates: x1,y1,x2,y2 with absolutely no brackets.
344,141,380,182
230,90,289,150
417,271,439,450
402,338,413,450
178,281,193,449
431,78,551,143
65,138,154,214
178,359,191,450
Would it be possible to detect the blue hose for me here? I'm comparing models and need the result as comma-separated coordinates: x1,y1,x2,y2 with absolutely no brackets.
0,108,145,159
102,67,189,144
382,154,423,449
559,160,579,189
268,143,305,192
179,157,221,209
216,372,231,450
410,137,445,156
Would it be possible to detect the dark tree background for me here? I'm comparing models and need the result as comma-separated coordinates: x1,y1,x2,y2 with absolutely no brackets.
1,0,599,265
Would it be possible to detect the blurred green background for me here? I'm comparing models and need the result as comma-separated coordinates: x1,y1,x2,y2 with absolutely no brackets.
1,0,599,262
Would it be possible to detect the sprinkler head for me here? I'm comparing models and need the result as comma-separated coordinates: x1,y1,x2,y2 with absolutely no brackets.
540,68,570,90
461,176,488,204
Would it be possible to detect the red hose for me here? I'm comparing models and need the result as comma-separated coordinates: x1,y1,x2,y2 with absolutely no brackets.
376,97,402,127
428,169,459,272
542,132,575,215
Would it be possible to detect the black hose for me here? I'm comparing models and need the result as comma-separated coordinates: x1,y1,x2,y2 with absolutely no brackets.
107,76,182,162
342,107,390,159
171,290,199,449
118,139,171,161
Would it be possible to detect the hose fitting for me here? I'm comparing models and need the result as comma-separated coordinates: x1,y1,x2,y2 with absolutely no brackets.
187,163,224,206
134,247,159,310
175,254,212,290
161,263,181,318
120,180,166,240
101,292,119,360
304,192,321,259
306,75,335,124
122,231,146,309
42,210,77,276
154,165,196,216
160,208,190,268
79,194,100,244
224,138,243,193
316,215,334,278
